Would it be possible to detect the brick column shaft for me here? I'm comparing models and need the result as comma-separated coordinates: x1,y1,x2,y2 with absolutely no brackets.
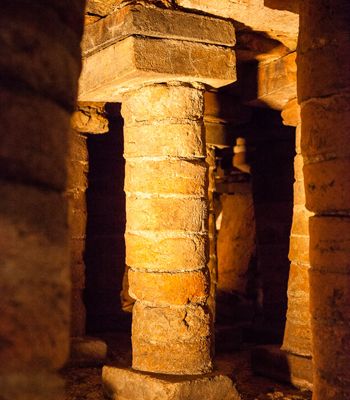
299,0,350,398
122,83,212,375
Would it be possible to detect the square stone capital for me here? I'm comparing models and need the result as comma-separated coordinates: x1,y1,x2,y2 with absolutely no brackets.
78,5,236,102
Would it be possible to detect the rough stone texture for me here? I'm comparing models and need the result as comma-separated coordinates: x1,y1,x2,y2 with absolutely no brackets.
82,5,235,56
0,2,85,398
298,1,350,398
103,366,239,399
71,102,109,134
123,84,212,374
79,36,236,102
217,193,256,295
175,0,299,49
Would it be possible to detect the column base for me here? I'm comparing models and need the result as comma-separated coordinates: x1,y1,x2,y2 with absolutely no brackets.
251,345,313,390
69,336,108,367
102,365,240,400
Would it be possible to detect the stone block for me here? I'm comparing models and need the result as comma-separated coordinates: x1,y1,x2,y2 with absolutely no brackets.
79,36,236,102
304,158,350,213
128,269,209,306
125,160,207,196
0,4,81,110
124,123,205,158
293,180,306,206
67,160,88,190
288,234,310,264
102,365,240,400
290,206,311,236
122,84,204,123
294,154,304,181
72,102,109,134
132,338,212,375
125,232,207,272
281,98,300,127
310,216,350,274
205,122,235,148
0,182,69,373
126,197,208,232
132,302,210,343
69,337,108,367
251,345,313,390
287,263,310,298
82,5,235,56
282,319,312,357
0,89,70,191
301,93,350,160
68,131,88,162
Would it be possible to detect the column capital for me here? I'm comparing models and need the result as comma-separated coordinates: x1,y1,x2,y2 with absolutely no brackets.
78,5,236,102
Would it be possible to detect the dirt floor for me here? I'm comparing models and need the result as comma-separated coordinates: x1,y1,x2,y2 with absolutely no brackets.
63,333,312,400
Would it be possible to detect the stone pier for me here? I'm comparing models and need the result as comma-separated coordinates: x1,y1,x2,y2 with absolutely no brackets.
79,3,238,398
298,0,350,398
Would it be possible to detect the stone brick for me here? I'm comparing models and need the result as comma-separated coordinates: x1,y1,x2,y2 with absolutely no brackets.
287,263,310,298
0,4,82,110
281,98,300,127
124,123,205,158
68,131,88,162
294,154,304,181
309,270,350,323
205,122,235,148
304,158,350,213
125,232,207,272
128,269,209,305
126,197,208,232
310,216,350,274
293,180,306,206
79,37,236,102
282,319,312,357
0,89,70,191
288,234,310,264
301,93,350,160
132,338,212,375
71,102,109,134
132,301,210,343
0,182,69,373
102,366,239,400
82,5,235,56
67,160,88,190
125,160,207,196
290,206,312,236
122,84,204,123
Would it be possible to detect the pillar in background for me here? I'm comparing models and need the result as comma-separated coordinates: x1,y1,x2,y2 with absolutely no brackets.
298,1,350,398
79,4,238,397
0,1,85,399
281,98,313,388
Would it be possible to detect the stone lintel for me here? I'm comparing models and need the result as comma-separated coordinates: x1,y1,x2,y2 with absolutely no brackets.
102,365,240,400
82,5,236,57
251,345,313,391
79,36,236,102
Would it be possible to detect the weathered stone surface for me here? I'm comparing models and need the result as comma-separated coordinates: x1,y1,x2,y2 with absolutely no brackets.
125,232,207,272
102,366,239,399
282,98,300,127
132,338,212,374
0,182,70,373
303,158,350,213
132,301,210,342
83,5,235,56
288,235,310,265
69,337,108,367
128,269,209,305
0,4,82,111
71,102,109,134
125,160,207,196
217,193,256,294
86,0,119,16
0,89,70,191
301,93,350,160
310,216,350,274
287,263,310,297
124,123,205,158
126,197,208,232
122,84,204,122
79,36,236,102
252,345,313,390
175,0,299,49
290,206,312,236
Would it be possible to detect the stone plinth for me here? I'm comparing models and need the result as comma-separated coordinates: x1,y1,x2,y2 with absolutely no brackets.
102,366,240,400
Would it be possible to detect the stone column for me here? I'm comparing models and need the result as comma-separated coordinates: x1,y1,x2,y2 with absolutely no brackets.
123,83,210,374
0,1,85,399
281,98,313,388
298,1,350,399
79,4,237,398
